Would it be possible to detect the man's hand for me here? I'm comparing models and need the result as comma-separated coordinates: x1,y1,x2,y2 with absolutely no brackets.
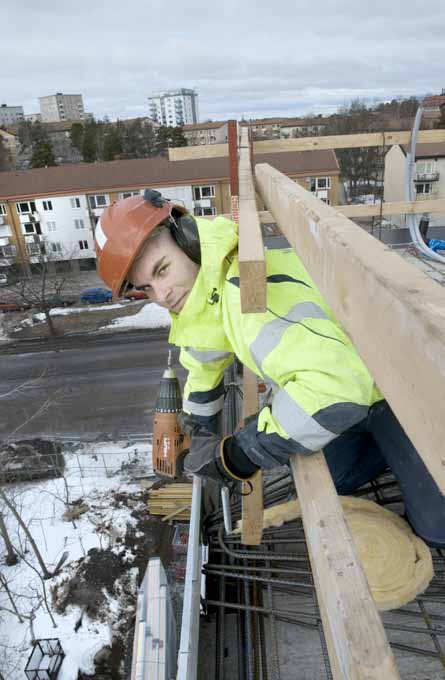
183,427,229,483
181,417,258,484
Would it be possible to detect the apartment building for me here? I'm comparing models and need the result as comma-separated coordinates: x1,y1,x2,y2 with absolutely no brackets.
384,142,445,227
422,91,445,121
240,117,326,140
148,89,198,127
39,93,85,123
0,104,24,126
182,121,228,145
0,148,339,268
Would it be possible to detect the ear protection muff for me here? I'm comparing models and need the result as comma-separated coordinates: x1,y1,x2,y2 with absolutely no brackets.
144,188,201,265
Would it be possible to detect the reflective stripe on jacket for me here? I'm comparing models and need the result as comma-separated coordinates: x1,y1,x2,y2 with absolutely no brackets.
168,217,382,465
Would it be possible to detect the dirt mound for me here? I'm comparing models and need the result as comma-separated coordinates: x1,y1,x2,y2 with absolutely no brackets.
53,548,128,618
54,492,176,679
0,438,64,483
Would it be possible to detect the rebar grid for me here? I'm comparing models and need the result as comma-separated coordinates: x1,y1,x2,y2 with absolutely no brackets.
203,472,445,679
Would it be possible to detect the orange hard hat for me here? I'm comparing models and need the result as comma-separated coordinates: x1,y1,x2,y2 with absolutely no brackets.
95,192,187,300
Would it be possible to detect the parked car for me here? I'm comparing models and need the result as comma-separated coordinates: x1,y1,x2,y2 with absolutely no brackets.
0,300,30,313
80,287,113,304
0,273,7,286
124,289,148,301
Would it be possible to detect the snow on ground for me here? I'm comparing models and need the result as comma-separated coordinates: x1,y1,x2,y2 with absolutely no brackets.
0,318,8,342
101,302,171,329
32,302,127,321
0,439,153,680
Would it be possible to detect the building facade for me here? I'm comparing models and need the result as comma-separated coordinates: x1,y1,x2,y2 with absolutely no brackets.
422,92,445,121
148,89,198,127
0,148,339,269
0,129,19,165
182,121,228,145
39,93,85,123
384,142,445,227
240,117,326,140
0,104,24,126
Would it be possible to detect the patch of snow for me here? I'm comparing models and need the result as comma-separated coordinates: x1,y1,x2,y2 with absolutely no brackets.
0,439,154,680
0,318,9,343
101,303,171,329
33,303,126,321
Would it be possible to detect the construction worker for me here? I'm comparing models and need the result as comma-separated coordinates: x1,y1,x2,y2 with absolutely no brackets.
96,190,445,548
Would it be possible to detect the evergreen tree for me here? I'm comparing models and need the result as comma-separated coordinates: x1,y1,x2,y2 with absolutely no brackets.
81,119,98,162
70,123,84,151
30,121,49,147
103,125,123,161
142,121,157,157
122,119,143,158
155,125,187,156
170,126,187,148
0,135,11,171
30,142,57,168
17,120,32,148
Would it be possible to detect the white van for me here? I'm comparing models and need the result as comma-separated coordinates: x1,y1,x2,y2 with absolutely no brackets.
0,273,8,286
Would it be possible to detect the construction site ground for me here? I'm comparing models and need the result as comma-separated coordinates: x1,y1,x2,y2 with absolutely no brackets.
198,472,445,680
0,437,186,680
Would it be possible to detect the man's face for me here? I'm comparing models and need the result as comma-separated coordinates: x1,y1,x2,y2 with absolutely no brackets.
127,228,200,313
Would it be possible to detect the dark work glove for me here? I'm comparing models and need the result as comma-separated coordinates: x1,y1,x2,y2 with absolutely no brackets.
182,420,259,484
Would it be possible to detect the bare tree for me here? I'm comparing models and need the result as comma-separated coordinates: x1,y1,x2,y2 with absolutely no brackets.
0,489,63,579
9,241,79,338
326,99,385,200
0,512,18,565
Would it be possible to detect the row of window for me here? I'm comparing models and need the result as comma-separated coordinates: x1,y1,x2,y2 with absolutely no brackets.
23,219,86,235
26,240,90,256
2,187,218,219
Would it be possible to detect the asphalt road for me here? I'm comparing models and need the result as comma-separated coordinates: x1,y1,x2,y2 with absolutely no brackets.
0,330,186,440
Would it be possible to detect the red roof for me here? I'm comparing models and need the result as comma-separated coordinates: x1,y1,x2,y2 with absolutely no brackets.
0,150,339,200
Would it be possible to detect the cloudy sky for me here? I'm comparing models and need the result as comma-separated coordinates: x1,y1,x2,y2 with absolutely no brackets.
3,0,444,122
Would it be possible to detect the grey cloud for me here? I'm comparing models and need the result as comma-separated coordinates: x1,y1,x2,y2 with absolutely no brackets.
2,0,444,121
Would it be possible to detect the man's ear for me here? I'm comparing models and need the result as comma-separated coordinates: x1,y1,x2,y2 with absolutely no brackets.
171,213,201,265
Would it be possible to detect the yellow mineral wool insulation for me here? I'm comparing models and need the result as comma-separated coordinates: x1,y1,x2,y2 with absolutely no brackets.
234,496,434,611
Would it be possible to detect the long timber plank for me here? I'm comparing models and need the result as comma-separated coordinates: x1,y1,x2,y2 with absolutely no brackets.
338,198,445,218
256,162,445,493
241,367,263,545
217,199,445,223
238,127,267,313
169,129,445,161
290,451,400,679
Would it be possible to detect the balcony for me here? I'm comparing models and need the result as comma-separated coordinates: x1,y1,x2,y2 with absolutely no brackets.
415,190,439,200
0,237,9,247
0,225,12,238
415,172,439,182
0,215,4,225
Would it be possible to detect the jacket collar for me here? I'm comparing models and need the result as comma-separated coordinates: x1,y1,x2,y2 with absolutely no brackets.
168,216,238,349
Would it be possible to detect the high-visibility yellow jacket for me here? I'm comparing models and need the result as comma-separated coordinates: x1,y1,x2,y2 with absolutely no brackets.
168,216,383,467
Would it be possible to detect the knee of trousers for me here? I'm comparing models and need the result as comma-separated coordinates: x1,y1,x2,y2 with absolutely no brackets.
407,511,445,549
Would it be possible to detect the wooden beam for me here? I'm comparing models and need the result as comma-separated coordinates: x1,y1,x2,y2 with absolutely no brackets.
218,198,445,224
168,129,445,162
253,129,445,154
238,127,267,313
169,142,228,161
337,198,445,218
241,367,263,546
256,163,445,493
290,451,400,679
